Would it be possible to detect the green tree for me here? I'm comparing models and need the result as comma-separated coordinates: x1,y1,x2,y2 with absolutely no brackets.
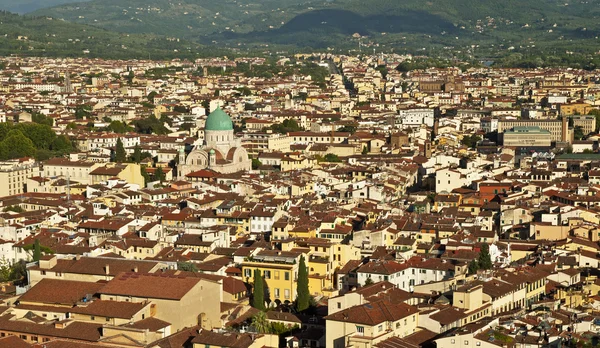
177,262,198,272
251,311,269,333
461,134,480,148
107,121,132,134
31,112,54,126
114,137,127,163
3,205,24,213
362,146,368,155
252,269,265,310
155,166,166,182
0,130,36,160
33,239,41,262
252,158,262,170
51,135,73,154
173,105,188,113
574,126,585,140
364,277,374,286
131,145,142,163
132,115,169,135
338,125,357,134
15,123,56,150
74,105,92,120
140,166,150,185
478,244,493,270
323,154,342,163
147,91,157,102
468,259,480,275
0,258,11,281
296,255,310,312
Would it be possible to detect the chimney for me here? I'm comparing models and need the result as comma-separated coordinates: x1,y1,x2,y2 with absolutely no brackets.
104,265,110,275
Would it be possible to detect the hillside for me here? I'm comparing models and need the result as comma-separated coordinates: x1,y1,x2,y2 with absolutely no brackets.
24,0,600,60
0,0,87,14
0,11,220,59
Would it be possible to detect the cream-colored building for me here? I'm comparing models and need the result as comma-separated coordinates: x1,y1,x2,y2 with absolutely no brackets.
0,158,38,197
325,300,419,348
497,118,571,143
572,115,597,135
242,132,291,156
43,158,101,185
502,126,552,147
98,272,222,331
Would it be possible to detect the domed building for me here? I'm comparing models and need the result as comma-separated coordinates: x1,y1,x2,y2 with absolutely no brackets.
178,107,251,177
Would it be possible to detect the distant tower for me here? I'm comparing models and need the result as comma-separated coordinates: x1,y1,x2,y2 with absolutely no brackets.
65,70,73,94
203,66,208,76
178,147,186,179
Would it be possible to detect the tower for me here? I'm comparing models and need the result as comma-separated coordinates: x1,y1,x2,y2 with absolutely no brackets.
65,70,73,94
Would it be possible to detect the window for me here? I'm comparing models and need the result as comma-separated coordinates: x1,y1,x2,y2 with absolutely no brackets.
244,269,252,278
337,302,341,309
356,326,364,335
284,289,290,299
285,272,290,281
90,316,95,320
274,288,280,298
274,271,280,280
263,270,271,279
378,325,383,332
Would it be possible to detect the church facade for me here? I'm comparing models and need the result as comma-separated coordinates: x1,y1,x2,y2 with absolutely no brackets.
178,107,251,177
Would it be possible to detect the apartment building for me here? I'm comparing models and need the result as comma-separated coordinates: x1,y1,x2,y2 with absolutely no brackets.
0,158,39,197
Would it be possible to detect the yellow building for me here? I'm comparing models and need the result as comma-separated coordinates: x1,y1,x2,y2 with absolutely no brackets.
560,102,592,116
99,272,222,331
89,163,145,187
241,250,302,304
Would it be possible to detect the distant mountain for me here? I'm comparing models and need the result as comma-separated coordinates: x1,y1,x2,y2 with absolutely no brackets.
0,0,88,14
0,11,215,59
27,0,600,54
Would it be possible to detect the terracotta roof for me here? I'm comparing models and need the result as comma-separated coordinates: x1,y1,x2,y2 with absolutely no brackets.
99,272,203,300
18,279,105,306
324,300,418,325
29,257,160,277
124,317,171,331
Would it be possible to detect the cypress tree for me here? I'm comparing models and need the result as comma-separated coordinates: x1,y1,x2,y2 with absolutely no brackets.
115,137,126,163
478,243,493,270
252,269,265,310
131,145,142,163
296,255,310,312
155,166,165,182
33,239,41,262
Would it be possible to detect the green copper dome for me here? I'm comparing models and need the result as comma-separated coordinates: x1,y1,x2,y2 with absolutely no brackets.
205,107,233,131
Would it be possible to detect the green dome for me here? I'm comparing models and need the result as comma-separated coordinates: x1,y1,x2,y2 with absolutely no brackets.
205,107,233,131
